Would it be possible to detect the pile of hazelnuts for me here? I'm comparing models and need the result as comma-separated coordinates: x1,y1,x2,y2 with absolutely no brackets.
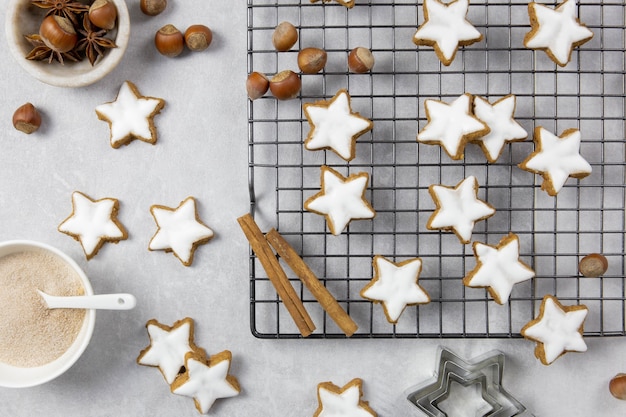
141,0,212,57
247,21,375,101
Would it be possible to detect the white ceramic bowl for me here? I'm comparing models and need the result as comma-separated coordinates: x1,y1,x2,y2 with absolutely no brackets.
5,0,130,88
0,240,95,388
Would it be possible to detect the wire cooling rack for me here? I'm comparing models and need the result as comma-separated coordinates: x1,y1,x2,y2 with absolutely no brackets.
246,0,626,338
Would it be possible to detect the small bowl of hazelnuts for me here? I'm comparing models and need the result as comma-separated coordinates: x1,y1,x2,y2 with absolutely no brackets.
5,0,130,88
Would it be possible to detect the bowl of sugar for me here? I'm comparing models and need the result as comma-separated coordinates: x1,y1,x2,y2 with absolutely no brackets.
0,240,95,388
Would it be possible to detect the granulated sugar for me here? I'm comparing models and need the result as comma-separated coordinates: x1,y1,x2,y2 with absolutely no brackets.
0,250,86,367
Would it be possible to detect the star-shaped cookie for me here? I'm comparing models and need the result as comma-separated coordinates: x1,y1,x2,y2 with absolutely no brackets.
361,256,431,324
148,197,214,266
417,94,489,160
303,89,373,162
463,233,535,305
427,176,495,244
304,166,376,236
171,350,240,414
518,127,592,196
95,80,165,148
314,378,377,417
413,0,483,66
471,95,527,163
524,0,594,67
137,317,207,384
58,191,128,260
521,295,588,365
310,0,355,8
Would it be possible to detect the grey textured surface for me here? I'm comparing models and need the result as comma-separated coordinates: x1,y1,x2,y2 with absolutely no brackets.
0,1,625,416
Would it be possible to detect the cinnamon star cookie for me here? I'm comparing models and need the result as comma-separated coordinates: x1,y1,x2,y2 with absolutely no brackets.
95,80,165,148
58,191,128,260
303,89,373,162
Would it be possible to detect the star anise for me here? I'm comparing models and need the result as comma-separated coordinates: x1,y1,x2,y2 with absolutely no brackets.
31,0,89,25
24,33,81,64
75,13,117,66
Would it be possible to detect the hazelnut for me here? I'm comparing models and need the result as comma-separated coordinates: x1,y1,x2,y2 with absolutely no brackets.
272,21,298,51
609,374,626,400
155,24,184,57
298,47,327,74
140,0,167,16
579,253,608,277
246,72,269,100
348,47,375,73
184,25,213,52
269,70,301,100
89,0,118,30
12,103,42,134
39,15,77,53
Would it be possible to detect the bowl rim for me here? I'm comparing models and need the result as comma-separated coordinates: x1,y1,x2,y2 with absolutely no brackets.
5,0,130,88
0,239,96,388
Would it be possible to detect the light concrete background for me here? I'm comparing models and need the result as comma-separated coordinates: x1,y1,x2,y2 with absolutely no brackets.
0,1,625,416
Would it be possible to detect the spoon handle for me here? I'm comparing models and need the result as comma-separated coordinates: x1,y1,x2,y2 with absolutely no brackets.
38,291,136,310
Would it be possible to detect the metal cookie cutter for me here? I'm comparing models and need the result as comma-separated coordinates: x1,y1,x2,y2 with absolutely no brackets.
407,347,533,417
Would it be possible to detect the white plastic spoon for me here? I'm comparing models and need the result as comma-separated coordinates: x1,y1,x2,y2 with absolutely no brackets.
38,290,136,310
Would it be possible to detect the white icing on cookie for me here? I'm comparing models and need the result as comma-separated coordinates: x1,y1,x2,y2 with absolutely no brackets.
472,95,527,163
149,197,214,266
361,256,430,324
95,80,165,148
58,191,127,260
522,295,588,365
304,89,373,162
427,176,495,244
524,0,593,66
463,234,535,304
417,94,489,160
304,166,376,236
519,127,592,196
171,351,240,414
137,318,199,384
315,379,376,417
413,0,483,65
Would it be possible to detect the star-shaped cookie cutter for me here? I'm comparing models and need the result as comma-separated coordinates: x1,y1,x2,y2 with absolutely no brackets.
407,347,532,417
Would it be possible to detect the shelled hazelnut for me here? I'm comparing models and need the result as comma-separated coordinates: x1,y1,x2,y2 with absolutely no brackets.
298,47,327,74
140,0,167,16
272,21,298,51
155,24,184,57
12,103,42,134
348,47,375,73
89,0,117,30
609,374,626,400
184,25,213,52
269,70,301,100
40,15,77,54
247,72,270,100
578,253,608,277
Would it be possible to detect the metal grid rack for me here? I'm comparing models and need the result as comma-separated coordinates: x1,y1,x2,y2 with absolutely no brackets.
246,0,626,338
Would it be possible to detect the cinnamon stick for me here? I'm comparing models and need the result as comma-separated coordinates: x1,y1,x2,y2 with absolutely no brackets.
266,229,358,337
237,214,315,337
